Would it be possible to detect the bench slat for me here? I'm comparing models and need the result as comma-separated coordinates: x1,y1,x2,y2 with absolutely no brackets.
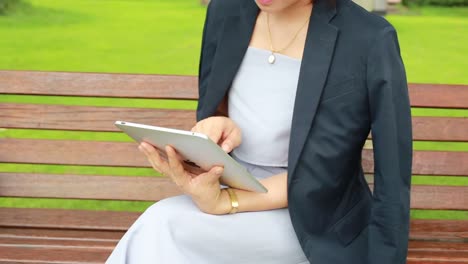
2,245,466,264
0,103,196,131
406,251,468,264
0,227,124,242
0,208,466,242
411,219,468,241
409,185,468,210
0,236,116,248
411,116,468,142
1,242,466,264
361,149,468,176
0,245,110,264
409,241,468,252
1,173,466,210
0,70,198,100
407,242,468,264
1,71,468,108
1,138,466,176
409,83,468,109
2,103,467,141
1,227,465,264
0,208,139,231
0,173,181,202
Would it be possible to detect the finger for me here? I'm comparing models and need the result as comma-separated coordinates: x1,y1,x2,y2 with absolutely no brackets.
204,166,224,183
138,143,161,171
221,129,241,153
206,130,222,144
166,145,190,187
140,142,170,174
220,139,232,153
140,142,164,165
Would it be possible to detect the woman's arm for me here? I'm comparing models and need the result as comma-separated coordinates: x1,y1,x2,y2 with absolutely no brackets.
212,172,288,215
138,141,287,215
197,1,219,122
366,26,412,264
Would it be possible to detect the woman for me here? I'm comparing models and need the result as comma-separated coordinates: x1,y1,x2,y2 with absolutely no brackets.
107,0,412,263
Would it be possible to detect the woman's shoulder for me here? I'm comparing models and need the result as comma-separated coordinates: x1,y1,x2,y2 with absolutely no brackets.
333,0,399,52
336,0,396,36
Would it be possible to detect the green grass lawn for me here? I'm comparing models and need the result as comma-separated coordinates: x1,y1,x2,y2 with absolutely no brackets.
0,0,206,75
386,7,468,84
0,1,467,219
0,1,467,84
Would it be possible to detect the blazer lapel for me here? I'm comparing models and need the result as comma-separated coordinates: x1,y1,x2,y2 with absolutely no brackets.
288,2,339,184
201,1,259,116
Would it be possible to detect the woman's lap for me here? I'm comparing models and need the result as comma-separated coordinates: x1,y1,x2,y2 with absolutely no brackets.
106,194,309,264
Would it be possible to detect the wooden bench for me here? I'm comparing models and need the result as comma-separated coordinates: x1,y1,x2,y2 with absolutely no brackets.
0,70,467,263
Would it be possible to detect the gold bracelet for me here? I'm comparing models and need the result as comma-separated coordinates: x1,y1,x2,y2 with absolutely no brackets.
226,188,239,214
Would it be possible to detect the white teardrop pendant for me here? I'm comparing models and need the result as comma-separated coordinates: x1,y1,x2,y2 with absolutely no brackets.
268,53,276,64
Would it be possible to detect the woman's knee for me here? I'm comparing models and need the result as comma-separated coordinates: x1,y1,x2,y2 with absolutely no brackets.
139,195,193,224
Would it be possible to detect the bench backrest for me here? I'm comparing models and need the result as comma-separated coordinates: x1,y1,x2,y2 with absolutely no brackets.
0,70,467,214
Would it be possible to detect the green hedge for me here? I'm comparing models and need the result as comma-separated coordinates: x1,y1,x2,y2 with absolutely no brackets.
403,0,468,6
0,0,22,15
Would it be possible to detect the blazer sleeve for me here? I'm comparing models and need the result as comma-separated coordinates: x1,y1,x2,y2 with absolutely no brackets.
196,1,218,122
366,26,413,264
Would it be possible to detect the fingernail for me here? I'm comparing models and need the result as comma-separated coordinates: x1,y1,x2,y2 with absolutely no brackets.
221,143,230,152
215,167,223,175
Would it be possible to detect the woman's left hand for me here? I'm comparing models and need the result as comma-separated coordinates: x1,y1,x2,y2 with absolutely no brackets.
138,142,229,214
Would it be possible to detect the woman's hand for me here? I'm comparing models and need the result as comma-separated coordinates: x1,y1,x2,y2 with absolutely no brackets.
191,116,241,153
138,142,230,215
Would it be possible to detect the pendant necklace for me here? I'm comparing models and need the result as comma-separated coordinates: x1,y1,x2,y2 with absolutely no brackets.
266,13,310,64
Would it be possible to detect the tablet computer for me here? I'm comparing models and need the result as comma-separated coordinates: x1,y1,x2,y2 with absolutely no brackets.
115,121,268,193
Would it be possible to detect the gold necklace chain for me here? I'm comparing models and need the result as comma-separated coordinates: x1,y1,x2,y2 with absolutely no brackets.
266,13,310,54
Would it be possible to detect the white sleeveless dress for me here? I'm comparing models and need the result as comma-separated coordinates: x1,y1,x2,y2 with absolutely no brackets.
106,47,309,264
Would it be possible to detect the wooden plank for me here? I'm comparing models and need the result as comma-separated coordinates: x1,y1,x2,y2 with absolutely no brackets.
409,241,468,252
0,245,110,263
1,71,468,108
0,173,182,201
409,185,468,210
407,240,468,264
1,210,466,240
0,139,148,168
0,244,466,264
2,244,466,264
1,173,466,210
0,70,198,100
409,83,468,109
411,219,468,242
361,149,468,176
0,227,124,242
409,116,468,142
0,249,466,264
0,208,140,231
0,236,116,248
2,103,467,142
0,210,466,264
0,103,196,131
407,250,468,264
1,138,467,176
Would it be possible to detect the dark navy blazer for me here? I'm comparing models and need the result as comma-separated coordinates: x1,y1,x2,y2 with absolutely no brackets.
196,0,413,263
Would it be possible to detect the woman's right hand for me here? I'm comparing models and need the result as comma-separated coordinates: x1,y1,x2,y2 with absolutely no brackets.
191,116,242,153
